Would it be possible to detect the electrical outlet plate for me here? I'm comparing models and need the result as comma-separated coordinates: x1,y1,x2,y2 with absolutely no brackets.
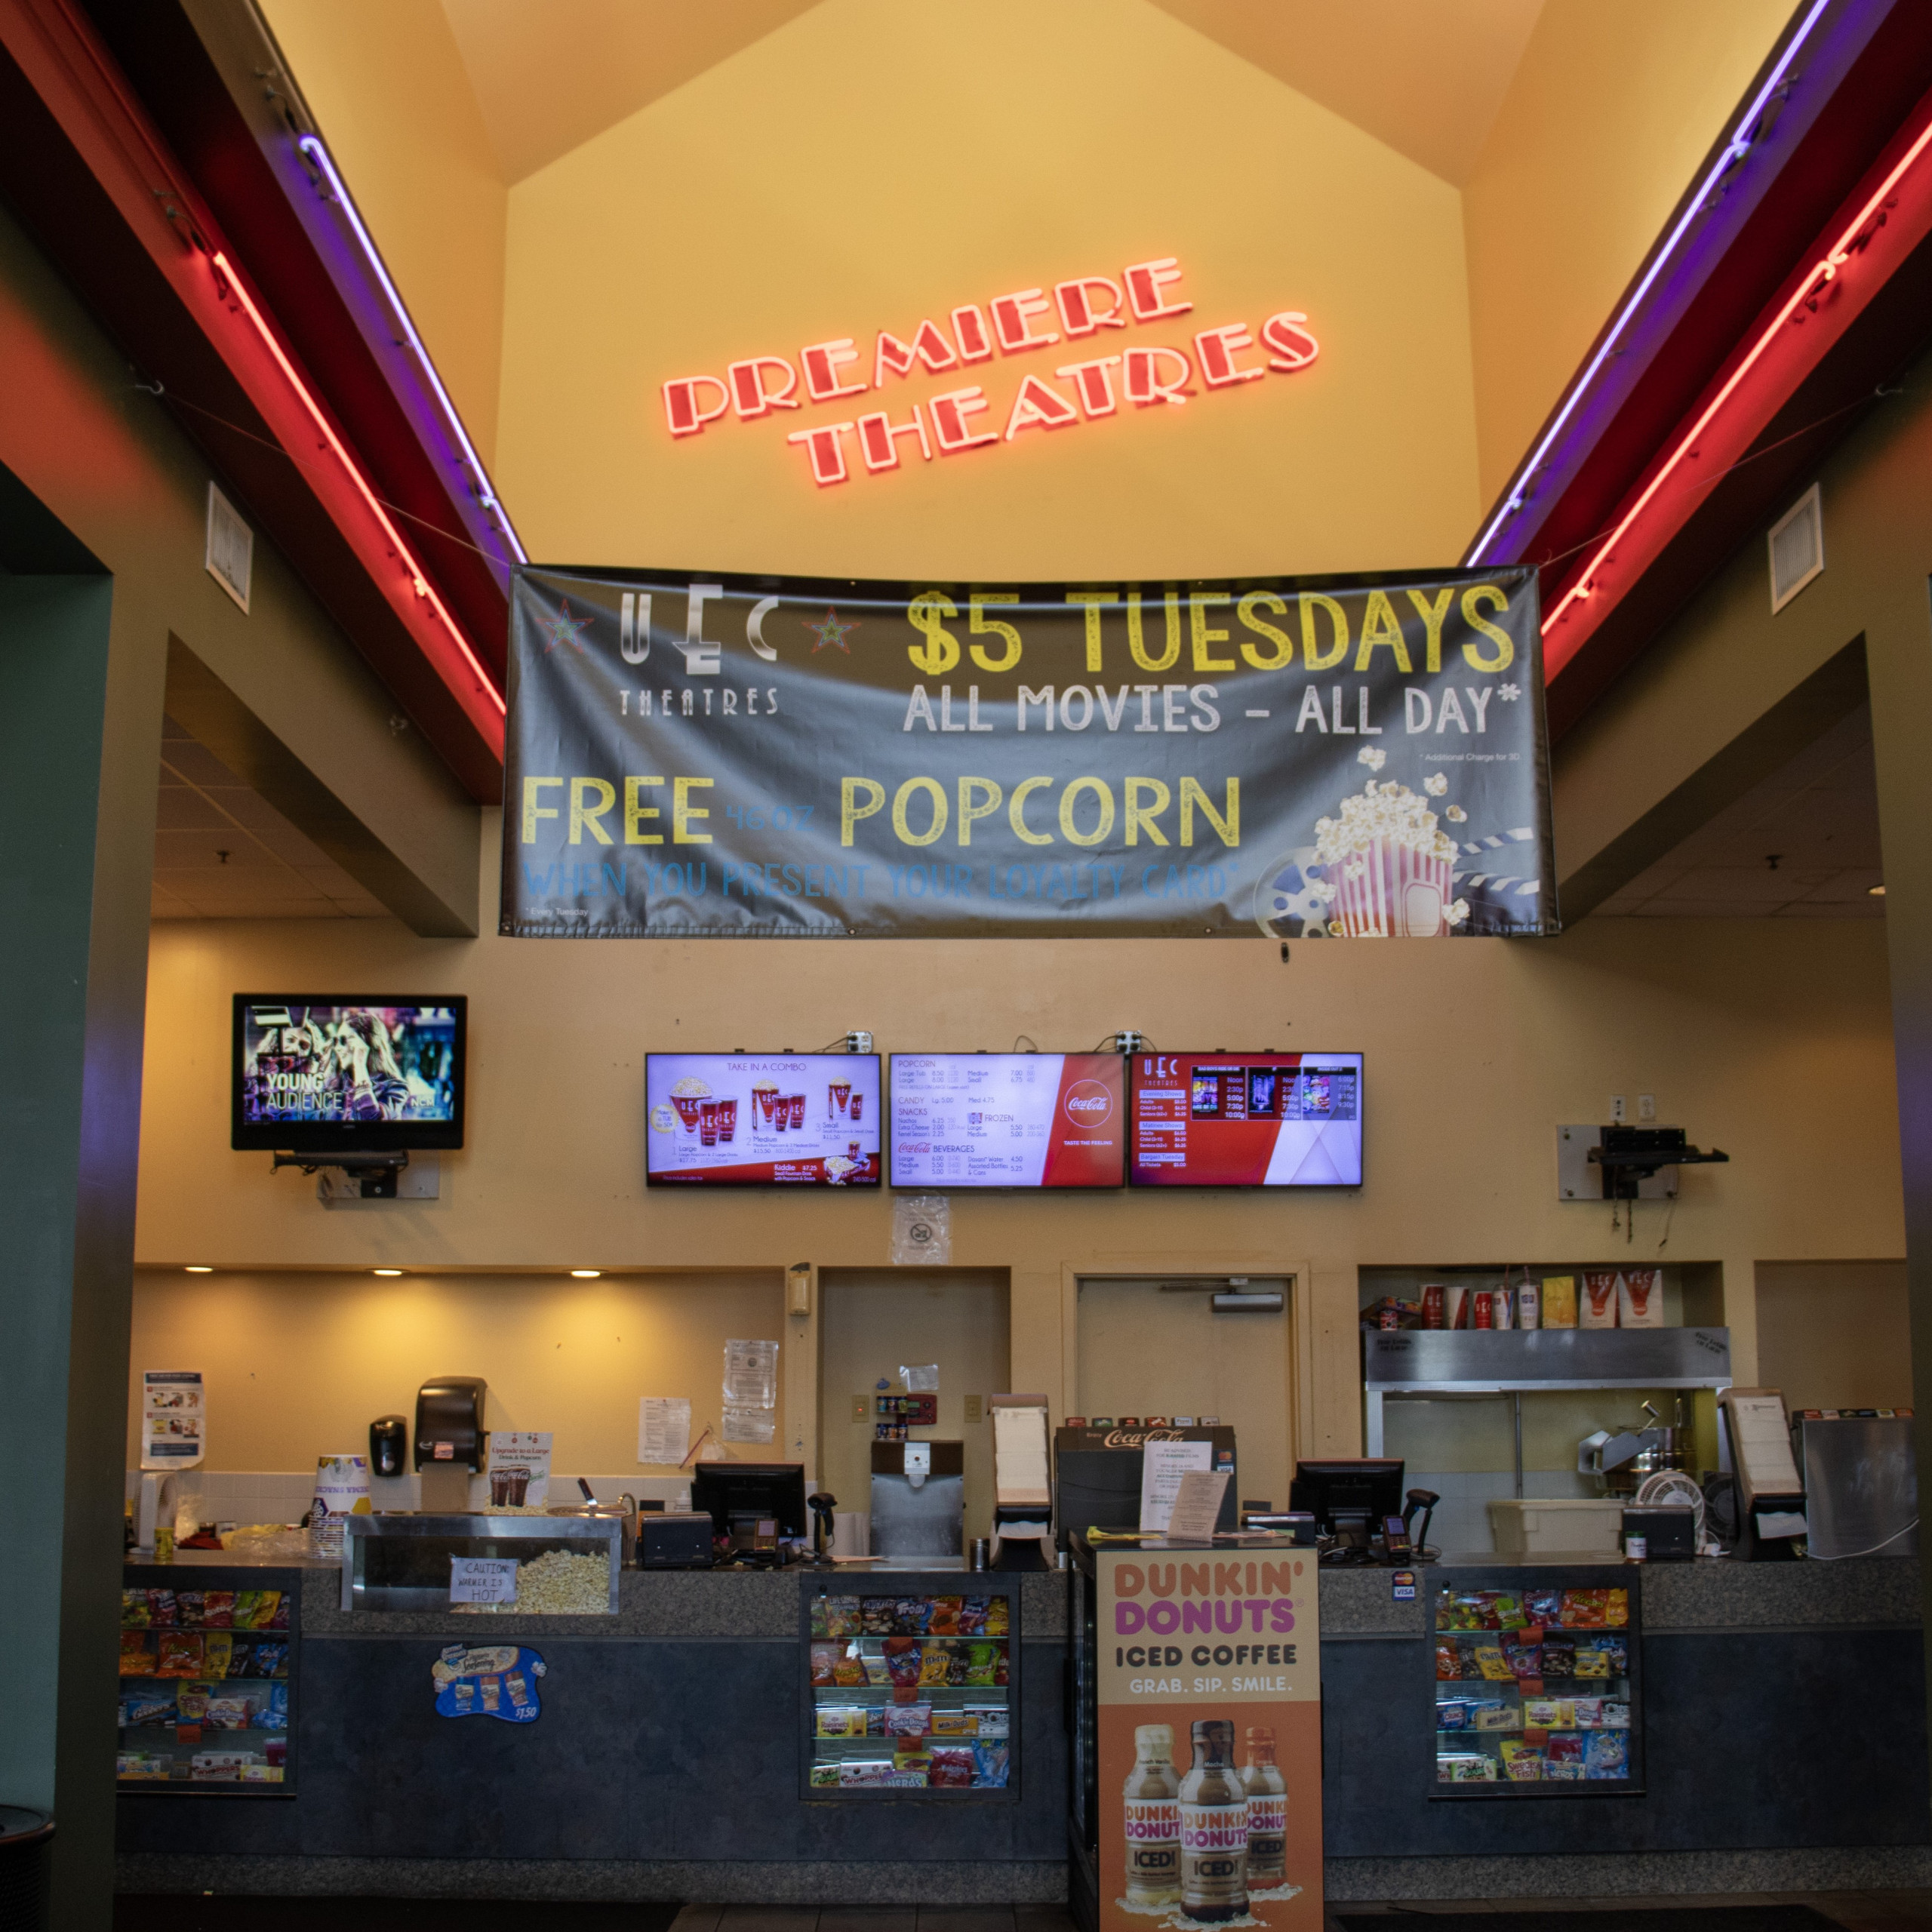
964,1395,983,1423
1557,1124,1677,1201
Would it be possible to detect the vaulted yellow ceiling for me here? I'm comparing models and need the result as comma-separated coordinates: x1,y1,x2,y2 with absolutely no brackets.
438,0,1549,186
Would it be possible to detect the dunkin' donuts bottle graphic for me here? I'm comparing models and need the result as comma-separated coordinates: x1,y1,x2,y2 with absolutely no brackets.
1179,1718,1247,1921
1241,1726,1287,1887
1123,1722,1181,1907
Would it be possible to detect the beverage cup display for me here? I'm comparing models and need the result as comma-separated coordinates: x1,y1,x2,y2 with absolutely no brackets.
789,1094,806,1129
1422,1284,1445,1330
774,1097,788,1131
1179,1718,1248,1922
718,1098,737,1143
700,1101,718,1147
670,1078,710,1132
832,1080,851,1116
506,1467,530,1506
753,1081,778,1127
489,1467,512,1506
849,1091,863,1122
849,1142,861,1160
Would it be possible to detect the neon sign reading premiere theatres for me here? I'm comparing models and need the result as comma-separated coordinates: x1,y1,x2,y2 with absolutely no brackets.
660,256,1319,487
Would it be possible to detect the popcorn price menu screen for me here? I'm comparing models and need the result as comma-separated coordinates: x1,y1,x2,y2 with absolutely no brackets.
1129,1053,1363,1187
645,1053,881,1185
890,1054,1124,1188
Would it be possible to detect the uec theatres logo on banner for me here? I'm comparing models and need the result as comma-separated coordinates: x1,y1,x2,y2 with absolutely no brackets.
1063,1079,1115,1129
659,256,1318,488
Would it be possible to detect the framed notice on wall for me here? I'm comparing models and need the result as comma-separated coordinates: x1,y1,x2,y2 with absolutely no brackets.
1092,1544,1321,1932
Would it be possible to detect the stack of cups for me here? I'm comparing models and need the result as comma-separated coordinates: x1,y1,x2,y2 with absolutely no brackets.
309,1453,372,1558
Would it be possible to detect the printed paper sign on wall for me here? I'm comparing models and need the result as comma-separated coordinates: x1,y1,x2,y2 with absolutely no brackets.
502,567,1554,940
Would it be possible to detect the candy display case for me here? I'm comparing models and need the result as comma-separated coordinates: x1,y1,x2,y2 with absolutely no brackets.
116,1567,299,1793
1430,1567,1644,1797
801,1575,1020,1799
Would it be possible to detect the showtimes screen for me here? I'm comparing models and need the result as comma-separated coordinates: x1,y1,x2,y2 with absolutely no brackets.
645,1053,881,1186
889,1053,1125,1189
232,997,466,1151
1128,1051,1364,1187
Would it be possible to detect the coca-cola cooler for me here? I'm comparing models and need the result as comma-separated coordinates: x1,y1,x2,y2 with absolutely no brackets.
1068,1532,1322,1932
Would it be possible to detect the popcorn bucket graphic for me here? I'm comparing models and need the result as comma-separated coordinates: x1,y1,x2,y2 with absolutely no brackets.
1331,837,1454,937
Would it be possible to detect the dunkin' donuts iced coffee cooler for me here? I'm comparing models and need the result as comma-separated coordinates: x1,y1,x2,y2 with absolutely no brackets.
1088,1541,1321,1932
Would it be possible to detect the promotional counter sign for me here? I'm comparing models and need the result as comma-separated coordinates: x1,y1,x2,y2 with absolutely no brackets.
140,1370,205,1469
432,1644,545,1724
502,567,1553,940
1097,1545,1321,1932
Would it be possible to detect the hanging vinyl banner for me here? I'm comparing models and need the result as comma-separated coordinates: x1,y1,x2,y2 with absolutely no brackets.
501,565,1555,940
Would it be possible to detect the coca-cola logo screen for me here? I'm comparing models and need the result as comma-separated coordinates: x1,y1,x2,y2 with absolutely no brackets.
1130,1052,1362,1187
890,1052,1125,1188
645,1052,881,1186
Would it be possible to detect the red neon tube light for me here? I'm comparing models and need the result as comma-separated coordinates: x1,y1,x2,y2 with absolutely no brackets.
1543,110,1932,656
210,248,506,717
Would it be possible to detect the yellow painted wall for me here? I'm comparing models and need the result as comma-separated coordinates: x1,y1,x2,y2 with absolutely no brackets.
492,0,1480,581
131,817,1903,1478
262,0,508,468
1461,0,1793,506
127,1267,784,1475
1755,1260,1912,1414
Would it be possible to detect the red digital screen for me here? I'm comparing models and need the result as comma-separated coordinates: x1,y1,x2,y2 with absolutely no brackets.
1129,1052,1362,1186
890,1053,1125,1188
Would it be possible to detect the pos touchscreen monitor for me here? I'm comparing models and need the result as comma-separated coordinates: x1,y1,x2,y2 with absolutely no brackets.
232,998,466,1152
1129,1051,1363,1187
646,1052,880,1185
890,1052,1124,1188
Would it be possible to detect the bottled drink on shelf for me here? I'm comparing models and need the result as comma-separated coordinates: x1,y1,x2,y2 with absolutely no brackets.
1123,1722,1181,1908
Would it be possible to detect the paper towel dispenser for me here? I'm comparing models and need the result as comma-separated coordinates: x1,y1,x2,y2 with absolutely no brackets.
414,1377,487,1473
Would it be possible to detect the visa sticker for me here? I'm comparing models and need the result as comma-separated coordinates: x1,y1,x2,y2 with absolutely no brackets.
1391,1568,1417,1601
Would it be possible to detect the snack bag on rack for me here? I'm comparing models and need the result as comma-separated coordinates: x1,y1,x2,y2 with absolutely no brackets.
972,1742,1011,1787
860,1598,894,1635
1498,1740,1545,1780
832,1650,867,1687
826,1597,862,1638
1435,1641,1460,1681
201,1591,235,1629
895,1598,933,1635
959,1598,989,1636
1524,1589,1562,1627
121,1591,151,1628
929,1745,976,1787
174,1591,206,1626
1472,1644,1513,1681
155,1631,205,1678
809,1642,838,1687
928,1597,963,1636
1585,1731,1629,1779
118,1631,154,1677
985,1597,1009,1636
1503,1642,1542,1680
148,1590,177,1627
918,1646,952,1687
1540,1638,1576,1679
201,1634,234,1680
1604,1589,1630,1627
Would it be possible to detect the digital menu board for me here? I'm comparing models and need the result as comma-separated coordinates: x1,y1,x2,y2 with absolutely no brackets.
1129,1052,1363,1187
645,1053,880,1185
890,1054,1125,1189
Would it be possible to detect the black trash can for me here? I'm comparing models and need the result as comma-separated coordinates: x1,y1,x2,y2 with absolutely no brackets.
0,1807,52,1932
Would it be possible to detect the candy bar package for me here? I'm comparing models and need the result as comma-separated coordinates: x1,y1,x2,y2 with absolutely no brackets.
1544,1760,1586,1781
891,1740,932,1773
1571,1697,1606,1728
863,1655,891,1687
929,1744,976,1787
174,1590,205,1625
1472,1644,1514,1681
1435,1641,1461,1681
884,1702,933,1737
885,1767,930,1789
959,1598,989,1636
838,1759,895,1786
808,1763,841,1789
1585,1731,1629,1779
119,1631,154,1676
968,1704,1008,1737
809,1642,838,1686
1604,1700,1631,1729
148,1589,178,1627
928,1596,963,1636
201,1591,235,1629
973,1741,1011,1787
205,1693,258,1731
866,1707,888,1735
1437,1752,1495,1782
931,1709,979,1736
1579,1270,1620,1329
832,1651,867,1687
177,1681,212,1722
1472,1700,1520,1731
201,1634,234,1679
1523,1698,1574,1730
1540,1276,1577,1327
894,1597,933,1635
1540,1638,1576,1678
917,1647,952,1686
860,1598,895,1635
1618,1266,1663,1328
1602,1636,1629,1673
1548,1734,1584,1767
122,1590,152,1628
1435,1700,1470,1730
155,1631,206,1678
259,1684,289,1733
816,1706,868,1737
122,1690,176,1727
1574,1646,1611,1680
826,1597,862,1638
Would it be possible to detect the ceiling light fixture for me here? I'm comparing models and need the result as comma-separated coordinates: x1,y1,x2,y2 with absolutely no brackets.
185,1265,213,1273
372,1267,405,1277
1542,107,1932,650
571,1269,602,1278
294,135,527,570
1870,884,1887,896
208,248,506,717
1467,0,1834,565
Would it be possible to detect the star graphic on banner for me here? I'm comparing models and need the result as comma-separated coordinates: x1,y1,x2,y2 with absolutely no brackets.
804,606,857,653
538,599,592,655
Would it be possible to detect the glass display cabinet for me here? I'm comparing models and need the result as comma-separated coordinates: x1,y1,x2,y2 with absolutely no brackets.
341,1513,622,1614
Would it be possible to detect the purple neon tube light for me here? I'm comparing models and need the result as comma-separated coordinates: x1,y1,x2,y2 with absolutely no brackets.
1466,0,1835,566
296,133,527,567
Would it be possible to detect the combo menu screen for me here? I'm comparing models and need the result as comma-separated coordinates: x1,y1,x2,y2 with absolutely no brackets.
889,1053,1125,1188
1129,1052,1363,1186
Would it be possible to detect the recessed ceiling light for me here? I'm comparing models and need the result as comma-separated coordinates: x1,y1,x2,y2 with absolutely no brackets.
1870,884,1887,896
571,1269,601,1278
185,1266,213,1274
372,1268,405,1278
